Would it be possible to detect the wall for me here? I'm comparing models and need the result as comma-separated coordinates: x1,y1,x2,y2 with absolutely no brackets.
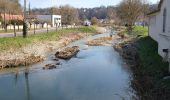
149,0,170,60
157,0,170,58
52,15,61,27
36,15,52,23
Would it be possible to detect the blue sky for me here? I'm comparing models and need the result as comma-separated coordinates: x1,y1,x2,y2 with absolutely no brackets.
20,0,160,8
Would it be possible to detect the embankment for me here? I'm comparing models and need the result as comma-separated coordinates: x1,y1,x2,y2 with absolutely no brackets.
0,26,103,68
114,26,170,100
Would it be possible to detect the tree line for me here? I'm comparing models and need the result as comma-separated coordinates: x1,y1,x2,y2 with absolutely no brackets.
0,0,158,31
31,5,117,25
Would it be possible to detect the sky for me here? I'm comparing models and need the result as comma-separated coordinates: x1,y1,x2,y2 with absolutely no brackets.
20,0,160,9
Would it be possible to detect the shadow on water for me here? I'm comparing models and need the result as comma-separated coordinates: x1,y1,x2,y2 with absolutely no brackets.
0,32,138,100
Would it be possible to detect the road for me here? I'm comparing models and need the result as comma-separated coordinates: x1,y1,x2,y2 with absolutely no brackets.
0,26,78,38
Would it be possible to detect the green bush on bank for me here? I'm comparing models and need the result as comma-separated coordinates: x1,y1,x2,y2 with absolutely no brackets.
133,26,170,89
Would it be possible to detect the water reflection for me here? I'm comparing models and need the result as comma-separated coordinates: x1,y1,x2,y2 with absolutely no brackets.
0,33,137,100
25,66,30,100
14,67,19,86
13,66,31,100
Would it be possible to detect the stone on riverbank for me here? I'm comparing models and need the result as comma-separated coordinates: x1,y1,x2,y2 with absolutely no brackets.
0,55,44,69
87,37,113,46
55,46,80,59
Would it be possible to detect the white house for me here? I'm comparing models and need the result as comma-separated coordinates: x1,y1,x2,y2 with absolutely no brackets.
84,20,91,26
148,0,170,71
36,15,61,27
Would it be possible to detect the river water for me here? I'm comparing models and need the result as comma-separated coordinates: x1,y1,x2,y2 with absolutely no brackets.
0,33,137,100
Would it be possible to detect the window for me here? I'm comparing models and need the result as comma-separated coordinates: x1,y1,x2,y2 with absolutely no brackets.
163,8,167,33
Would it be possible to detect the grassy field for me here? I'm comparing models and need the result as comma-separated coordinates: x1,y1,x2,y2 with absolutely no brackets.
131,26,170,98
0,26,97,52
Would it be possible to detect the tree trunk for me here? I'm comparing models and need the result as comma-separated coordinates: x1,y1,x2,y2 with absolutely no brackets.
4,9,7,32
47,23,48,33
14,23,16,37
34,23,35,34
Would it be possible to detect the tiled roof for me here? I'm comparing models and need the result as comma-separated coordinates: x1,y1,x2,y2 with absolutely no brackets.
0,14,24,21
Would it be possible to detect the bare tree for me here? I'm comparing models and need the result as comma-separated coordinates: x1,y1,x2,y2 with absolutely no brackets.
141,0,149,27
0,0,22,31
59,5,79,25
117,0,143,32
107,8,116,20
91,17,98,25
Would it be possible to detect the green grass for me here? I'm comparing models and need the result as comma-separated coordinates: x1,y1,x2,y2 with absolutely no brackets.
133,26,148,36
0,29,21,33
133,26,170,89
125,26,148,36
0,26,97,51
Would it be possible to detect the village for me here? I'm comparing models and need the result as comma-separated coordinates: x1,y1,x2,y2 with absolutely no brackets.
0,0,169,100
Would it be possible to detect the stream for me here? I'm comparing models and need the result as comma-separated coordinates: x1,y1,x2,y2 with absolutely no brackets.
0,32,137,100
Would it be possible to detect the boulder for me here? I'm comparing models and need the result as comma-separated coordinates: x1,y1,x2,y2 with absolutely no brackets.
55,46,80,59
56,62,61,65
43,64,56,70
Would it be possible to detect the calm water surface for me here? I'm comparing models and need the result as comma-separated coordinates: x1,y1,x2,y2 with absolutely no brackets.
0,33,137,100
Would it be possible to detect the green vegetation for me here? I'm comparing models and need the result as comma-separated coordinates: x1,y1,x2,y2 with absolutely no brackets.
0,26,97,51
125,26,148,36
132,26,148,36
132,26,170,94
0,29,21,33
137,37,170,88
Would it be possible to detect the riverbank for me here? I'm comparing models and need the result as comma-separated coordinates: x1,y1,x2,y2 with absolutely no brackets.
114,26,170,99
0,26,103,68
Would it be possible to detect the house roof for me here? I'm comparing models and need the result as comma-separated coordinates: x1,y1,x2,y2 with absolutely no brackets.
147,9,160,16
147,0,164,16
0,14,24,21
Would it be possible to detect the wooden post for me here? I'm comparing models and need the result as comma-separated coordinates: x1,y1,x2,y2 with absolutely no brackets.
18,23,19,31
4,9,7,32
23,0,27,38
14,23,16,37
56,23,57,32
47,23,48,33
34,22,35,34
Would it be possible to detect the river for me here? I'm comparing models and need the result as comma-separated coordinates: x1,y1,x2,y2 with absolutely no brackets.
0,32,137,100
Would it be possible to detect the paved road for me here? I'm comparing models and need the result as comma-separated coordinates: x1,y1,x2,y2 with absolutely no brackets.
0,26,78,38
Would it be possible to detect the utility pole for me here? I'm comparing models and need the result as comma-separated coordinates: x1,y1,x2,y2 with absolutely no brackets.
23,0,27,38
29,2,31,15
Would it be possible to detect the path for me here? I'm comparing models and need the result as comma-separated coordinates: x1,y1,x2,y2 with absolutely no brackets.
0,25,78,38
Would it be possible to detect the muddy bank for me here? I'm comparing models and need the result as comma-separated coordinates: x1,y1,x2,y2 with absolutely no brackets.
0,33,94,69
87,37,113,46
86,34,121,46
0,26,107,69
114,36,170,100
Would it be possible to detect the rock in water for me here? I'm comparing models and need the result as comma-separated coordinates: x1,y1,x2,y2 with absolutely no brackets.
43,64,56,70
56,62,61,65
55,46,80,59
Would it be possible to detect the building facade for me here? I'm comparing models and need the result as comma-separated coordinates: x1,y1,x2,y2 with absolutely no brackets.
148,0,170,70
36,15,61,27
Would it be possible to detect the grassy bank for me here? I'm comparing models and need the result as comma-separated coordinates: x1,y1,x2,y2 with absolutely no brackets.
0,26,97,52
125,26,170,99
